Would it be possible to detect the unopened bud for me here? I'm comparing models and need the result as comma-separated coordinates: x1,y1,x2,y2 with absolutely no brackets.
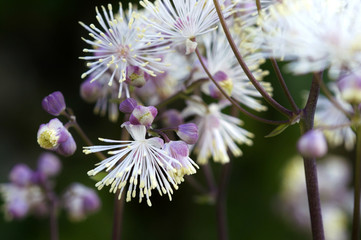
297,130,328,158
119,98,138,113
338,73,361,104
42,91,66,116
80,78,102,103
162,110,184,128
129,105,158,127
209,71,233,99
9,164,33,187
176,123,198,144
37,152,61,177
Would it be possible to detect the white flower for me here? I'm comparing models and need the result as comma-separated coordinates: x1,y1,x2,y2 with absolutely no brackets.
182,98,253,164
84,123,192,206
256,0,361,78
195,27,271,111
315,84,355,150
140,0,233,54
79,3,169,97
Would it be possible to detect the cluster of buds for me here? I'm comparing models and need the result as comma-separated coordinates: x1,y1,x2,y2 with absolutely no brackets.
0,153,100,221
37,92,76,156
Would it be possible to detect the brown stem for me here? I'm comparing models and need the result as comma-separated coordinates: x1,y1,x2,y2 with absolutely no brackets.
299,72,325,240
212,0,293,117
195,48,289,125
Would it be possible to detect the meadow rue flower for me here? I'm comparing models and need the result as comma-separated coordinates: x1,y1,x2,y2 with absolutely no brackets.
182,98,254,164
37,118,76,156
79,3,169,98
163,141,199,184
297,130,328,158
140,0,234,54
9,164,33,187
256,0,361,78
81,72,120,122
196,28,270,111
84,123,196,206
176,123,198,145
41,91,66,116
37,152,61,178
63,183,100,221
129,105,158,127
0,184,47,221
337,72,361,104
315,84,355,150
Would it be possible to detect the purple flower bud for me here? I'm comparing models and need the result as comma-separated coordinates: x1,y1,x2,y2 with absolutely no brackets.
63,183,101,221
297,130,328,158
119,98,138,113
42,91,66,116
162,110,184,128
337,73,361,104
37,118,76,156
209,71,233,99
176,123,198,144
37,152,61,177
83,190,101,212
80,78,102,103
8,198,29,220
9,164,33,187
129,105,158,127
126,65,150,88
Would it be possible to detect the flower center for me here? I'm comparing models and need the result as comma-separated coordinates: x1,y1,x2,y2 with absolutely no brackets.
37,129,59,149
117,45,130,58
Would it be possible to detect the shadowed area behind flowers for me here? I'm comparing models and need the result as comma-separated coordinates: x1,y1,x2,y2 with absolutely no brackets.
0,0,321,239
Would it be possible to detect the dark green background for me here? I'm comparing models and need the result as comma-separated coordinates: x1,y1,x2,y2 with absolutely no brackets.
0,0,333,239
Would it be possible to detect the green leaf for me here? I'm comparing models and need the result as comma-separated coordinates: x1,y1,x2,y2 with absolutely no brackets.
90,172,107,182
265,123,290,138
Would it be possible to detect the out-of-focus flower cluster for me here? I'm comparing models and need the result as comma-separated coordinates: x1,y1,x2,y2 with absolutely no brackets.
278,155,352,240
0,153,100,222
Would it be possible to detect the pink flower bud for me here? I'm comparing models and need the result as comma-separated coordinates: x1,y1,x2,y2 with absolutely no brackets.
298,130,328,158
176,123,198,144
42,91,66,116
129,105,158,127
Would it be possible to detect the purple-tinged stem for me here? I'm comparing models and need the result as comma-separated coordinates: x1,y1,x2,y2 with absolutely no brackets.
300,72,325,240
195,48,289,125
352,126,361,240
112,121,130,240
112,191,125,240
216,162,231,240
212,0,292,118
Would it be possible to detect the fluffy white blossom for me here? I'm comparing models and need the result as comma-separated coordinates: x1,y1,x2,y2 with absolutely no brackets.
182,98,253,164
84,123,196,206
315,84,355,150
256,0,361,78
79,3,169,98
140,0,233,54
195,28,271,111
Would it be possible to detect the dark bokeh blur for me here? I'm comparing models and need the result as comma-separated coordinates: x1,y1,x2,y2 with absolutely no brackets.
0,0,316,239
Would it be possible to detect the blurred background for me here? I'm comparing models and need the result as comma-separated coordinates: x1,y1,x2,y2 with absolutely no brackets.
0,0,353,239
